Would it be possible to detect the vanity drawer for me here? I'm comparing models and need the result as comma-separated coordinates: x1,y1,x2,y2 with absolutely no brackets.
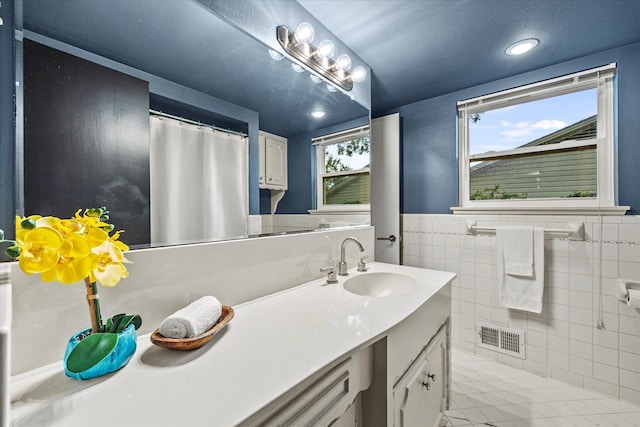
245,346,372,427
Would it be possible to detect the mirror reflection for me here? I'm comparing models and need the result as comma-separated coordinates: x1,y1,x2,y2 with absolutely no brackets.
14,0,371,249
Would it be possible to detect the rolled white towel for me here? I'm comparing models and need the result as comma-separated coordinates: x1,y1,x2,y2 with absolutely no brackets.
159,296,222,339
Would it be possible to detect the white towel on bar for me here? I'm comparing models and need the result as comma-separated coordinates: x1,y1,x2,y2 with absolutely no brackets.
499,226,534,277
497,226,545,313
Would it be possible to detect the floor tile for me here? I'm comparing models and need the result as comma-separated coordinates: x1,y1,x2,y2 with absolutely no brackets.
444,350,640,427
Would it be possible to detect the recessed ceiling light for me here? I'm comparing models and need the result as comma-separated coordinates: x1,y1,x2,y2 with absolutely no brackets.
505,38,539,56
310,110,326,118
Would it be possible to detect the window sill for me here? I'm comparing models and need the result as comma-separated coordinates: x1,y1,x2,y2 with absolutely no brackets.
451,206,629,216
308,208,371,215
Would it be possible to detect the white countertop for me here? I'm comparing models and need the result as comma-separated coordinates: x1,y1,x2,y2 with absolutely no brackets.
10,263,455,427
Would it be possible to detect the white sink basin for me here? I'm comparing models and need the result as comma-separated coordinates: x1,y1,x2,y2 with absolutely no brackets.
343,272,417,297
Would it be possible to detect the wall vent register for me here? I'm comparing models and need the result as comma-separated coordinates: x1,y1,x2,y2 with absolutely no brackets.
477,322,525,359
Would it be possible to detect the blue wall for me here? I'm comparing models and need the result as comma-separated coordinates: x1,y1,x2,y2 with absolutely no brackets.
379,41,640,215
266,115,370,214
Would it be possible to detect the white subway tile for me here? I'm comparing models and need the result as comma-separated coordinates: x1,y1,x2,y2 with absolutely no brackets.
620,244,640,263
460,289,476,303
570,323,593,343
601,243,619,261
548,255,570,273
475,276,492,293
601,259,620,279
620,333,640,355
547,271,570,289
475,290,491,306
527,330,548,348
570,355,593,376
619,386,640,406
548,319,570,337
570,241,593,259
619,223,640,243
619,261,640,280
570,290,593,309
620,314,640,336
570,307,594,326
583,377,620,399
594,328,619,350
594,345,619,367
548,349,569,370
570,256,594,275
419,218,433,232
476,303,491,321
570,339,592,360
602,223,619,241
620,351,640,373
594,362,619,385
569,273,593,293
619,369,640,392
548,335,569,353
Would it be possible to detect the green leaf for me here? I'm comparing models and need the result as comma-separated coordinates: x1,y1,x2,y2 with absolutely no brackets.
107,313,142,333
5,246,21,259
66,333,118,373
20,218,36,230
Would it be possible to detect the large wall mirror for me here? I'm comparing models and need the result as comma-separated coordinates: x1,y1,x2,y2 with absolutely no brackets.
3,0,371,252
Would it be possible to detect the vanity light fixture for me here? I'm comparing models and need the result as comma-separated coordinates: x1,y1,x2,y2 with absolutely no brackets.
505,38,539,56
310,110,326,118
277,23,367,91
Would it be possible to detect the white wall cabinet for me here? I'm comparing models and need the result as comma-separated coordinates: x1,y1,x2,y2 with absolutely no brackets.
393,324,447,427
259,131,287,190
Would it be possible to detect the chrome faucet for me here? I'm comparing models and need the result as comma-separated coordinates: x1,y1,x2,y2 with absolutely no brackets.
338,237,365,276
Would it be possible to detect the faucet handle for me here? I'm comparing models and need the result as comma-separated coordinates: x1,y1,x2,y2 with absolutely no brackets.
357,256,368,272
320,265,338,284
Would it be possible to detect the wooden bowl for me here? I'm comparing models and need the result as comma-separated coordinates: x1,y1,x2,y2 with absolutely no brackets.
150,305,234,351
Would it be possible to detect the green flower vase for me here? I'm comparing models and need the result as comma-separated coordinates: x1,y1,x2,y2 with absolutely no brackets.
63,323,137,380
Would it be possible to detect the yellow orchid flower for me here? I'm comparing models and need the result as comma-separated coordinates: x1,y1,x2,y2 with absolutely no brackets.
90,240,131,287
17,227,63,274
41,234,96,284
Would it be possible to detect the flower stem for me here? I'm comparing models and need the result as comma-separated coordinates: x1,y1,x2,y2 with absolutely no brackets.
84,277,103,333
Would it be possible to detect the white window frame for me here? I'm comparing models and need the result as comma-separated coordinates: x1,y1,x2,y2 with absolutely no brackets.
454,63,625,214
311,126,371,213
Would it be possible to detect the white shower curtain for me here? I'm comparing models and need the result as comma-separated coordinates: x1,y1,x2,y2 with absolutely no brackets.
150,116,248,245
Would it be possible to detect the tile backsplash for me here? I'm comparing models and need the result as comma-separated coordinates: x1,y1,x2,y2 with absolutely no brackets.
402,213,640,405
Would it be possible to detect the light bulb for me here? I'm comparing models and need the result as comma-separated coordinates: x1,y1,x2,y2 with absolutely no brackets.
293,22,315,44
316,40,335,59
350,66,366,83
505,38,539,56
310,74,322,84
334,54,352,71
291,63,305,73
268,49,284,61
310,110,326,118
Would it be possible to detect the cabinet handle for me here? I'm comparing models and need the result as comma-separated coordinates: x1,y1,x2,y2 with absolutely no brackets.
428,373,436,381
422,382,430,390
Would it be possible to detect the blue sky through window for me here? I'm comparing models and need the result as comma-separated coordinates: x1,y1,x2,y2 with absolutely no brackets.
469,88,597,155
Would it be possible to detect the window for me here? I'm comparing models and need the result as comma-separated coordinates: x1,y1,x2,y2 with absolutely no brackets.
313,126,370,211
457,64,618,212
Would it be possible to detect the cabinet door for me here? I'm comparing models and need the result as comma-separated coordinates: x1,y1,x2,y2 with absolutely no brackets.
265,136,287,189
259,134,266,187
393,327,447,427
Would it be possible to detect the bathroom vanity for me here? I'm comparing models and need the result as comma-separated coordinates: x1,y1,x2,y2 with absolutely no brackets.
10,262,453,426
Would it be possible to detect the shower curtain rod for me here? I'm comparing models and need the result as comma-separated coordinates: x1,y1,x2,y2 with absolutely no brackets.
149,109,248,138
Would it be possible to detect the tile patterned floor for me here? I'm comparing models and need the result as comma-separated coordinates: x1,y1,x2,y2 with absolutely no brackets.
444,350,640,427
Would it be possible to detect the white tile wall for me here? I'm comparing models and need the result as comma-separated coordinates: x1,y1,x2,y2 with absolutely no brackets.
402,213,640,405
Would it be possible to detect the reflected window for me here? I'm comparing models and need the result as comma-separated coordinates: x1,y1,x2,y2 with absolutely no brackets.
314,126,370,211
